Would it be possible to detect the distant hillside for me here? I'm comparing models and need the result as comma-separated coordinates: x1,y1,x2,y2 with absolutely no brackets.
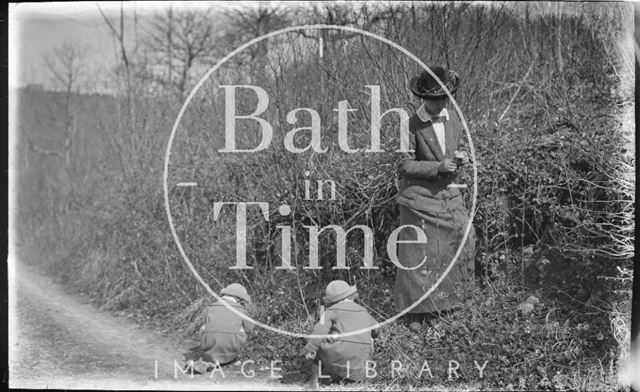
13,87,120,217
14,87,116,151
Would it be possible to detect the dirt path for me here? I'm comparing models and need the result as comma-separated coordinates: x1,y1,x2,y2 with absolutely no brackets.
8,262,299,390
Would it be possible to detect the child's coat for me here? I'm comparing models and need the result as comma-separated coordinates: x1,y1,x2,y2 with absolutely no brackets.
198,298,254,364
304,300,378,380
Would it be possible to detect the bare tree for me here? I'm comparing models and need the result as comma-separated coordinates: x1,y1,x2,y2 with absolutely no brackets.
22,40,91,219
37,41,89,170
142,6,218,96
98,2,139,128
223,3,290,83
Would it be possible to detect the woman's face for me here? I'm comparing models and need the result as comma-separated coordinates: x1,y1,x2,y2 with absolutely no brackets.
423,96,449,115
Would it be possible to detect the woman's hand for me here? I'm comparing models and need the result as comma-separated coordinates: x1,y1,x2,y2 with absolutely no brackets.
438,159,457,174
454,150,469,165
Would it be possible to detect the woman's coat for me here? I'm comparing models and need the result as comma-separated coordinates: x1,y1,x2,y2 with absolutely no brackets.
304,300,378,380
394,110,476,314
198,300,254,364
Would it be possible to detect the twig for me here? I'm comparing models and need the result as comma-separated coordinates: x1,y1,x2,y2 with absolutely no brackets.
498,62,534,123
291,207,310,319
553,286,609,314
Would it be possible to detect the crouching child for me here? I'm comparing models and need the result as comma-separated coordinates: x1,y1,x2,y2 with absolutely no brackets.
301,280,379,387
184,283,254,372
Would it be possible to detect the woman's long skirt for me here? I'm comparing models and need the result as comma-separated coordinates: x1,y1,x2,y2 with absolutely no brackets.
394,196,476,314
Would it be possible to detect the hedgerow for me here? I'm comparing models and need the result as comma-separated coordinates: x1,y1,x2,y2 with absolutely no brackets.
14,2,633,389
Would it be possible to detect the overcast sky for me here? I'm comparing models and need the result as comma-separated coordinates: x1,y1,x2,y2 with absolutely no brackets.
8,1,251,90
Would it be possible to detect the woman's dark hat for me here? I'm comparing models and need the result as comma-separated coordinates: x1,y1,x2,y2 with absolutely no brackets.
409,66,460,99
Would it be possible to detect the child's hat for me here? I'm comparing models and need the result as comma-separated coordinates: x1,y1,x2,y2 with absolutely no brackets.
221,283,251,303
323,280,357,304
409,66,460,99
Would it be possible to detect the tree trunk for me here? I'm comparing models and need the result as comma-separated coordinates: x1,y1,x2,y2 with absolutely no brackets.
555,2,564,74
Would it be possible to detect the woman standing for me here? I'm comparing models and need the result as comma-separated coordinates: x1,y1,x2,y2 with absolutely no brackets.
394,66,476,332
